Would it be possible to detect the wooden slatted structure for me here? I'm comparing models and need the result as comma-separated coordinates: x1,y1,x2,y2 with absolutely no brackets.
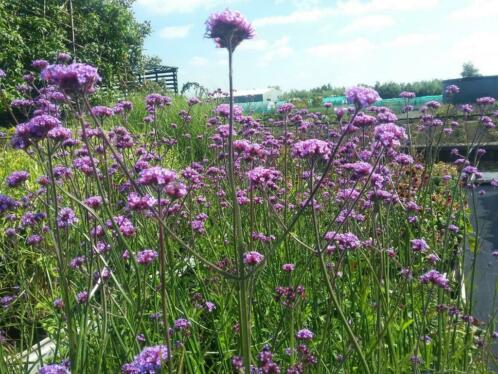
136,66,179,94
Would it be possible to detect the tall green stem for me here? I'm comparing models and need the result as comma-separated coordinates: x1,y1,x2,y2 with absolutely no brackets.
227,44,251,372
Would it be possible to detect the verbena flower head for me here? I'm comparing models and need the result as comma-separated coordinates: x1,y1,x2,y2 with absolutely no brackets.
215,103,243,118
346,86,381,108
138,167,176,186
247,167,281,189
243,251,264,266
205,9,255,50
122,345,169,373
411,238,429,252
399,91,416,99
0,194,18,214
32,59,49,70
0,69,5,79
278,103,295,114
445,85,460,95
6,171,29,188
373,123,407,148
136,249,159,265
41,63,101,95
419,270,450,290
292,139,332,160
476,96,496,106
296,328,314,340
38,364,71,374
57,208,79,229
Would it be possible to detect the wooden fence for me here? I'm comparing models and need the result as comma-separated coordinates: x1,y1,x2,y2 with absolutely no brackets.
136,66,178,94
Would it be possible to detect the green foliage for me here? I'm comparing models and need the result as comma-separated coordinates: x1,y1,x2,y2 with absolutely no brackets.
0,0,150,108
283,80,443,104
461,62,482,78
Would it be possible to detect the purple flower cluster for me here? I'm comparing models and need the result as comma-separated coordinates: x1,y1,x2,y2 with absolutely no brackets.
292,139,332,160
136,249,159,265
6,171,29,188
346,86,381,108
399,91,416,99
445,85,460,95
121,345,169,374
38,364,71,374
419,270,450,290
41,63,101,94
247,167,281,189
56,208,79,229
205,9,255,50
215,103,243,118
278,102,295,114
243,251,264,266
373,123,407,148
411,238,429,252
138,167,176,186
0,194,18,214
296,328,314,341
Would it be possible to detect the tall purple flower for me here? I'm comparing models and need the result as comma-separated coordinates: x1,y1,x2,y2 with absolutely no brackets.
205,9,255,50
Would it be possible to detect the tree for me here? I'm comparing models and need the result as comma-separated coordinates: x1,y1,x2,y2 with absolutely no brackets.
0,0,150,99
461,62,482,78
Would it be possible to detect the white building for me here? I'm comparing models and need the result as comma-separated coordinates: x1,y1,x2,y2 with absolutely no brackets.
232,87,282,104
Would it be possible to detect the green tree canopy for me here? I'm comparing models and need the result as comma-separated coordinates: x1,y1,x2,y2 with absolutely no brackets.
0,0,150,94
460,62,482,78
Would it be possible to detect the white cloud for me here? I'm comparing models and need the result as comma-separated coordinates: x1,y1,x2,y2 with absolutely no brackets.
340,15,395,34
238,38,270,51
307,38,375,60
189,56,209,66
159,25,192,39
253,8,336,27
336,0,440,14
257,37,293,66
306,32,439,60
450,31,498,75
448,0,498,20
136,0,241,15
384,33,439,48
254,0,439,27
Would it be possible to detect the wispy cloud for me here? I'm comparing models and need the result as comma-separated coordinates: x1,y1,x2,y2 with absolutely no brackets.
307,32,439,60
238,38,270,51
340,15,395,34
384,33,439,48
189,56,209,66
257,37,293,66
450,31,498,74
159,25,192,39
136,0,241,15
448,0,498,20
253,8,336,27
254,0,439,27
336,0,440,14
307,38,375,60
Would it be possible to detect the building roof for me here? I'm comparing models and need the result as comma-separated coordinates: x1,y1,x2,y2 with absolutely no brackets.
233,88,281,97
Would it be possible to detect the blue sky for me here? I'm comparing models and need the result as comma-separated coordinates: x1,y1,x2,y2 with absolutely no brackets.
133,0,498,92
